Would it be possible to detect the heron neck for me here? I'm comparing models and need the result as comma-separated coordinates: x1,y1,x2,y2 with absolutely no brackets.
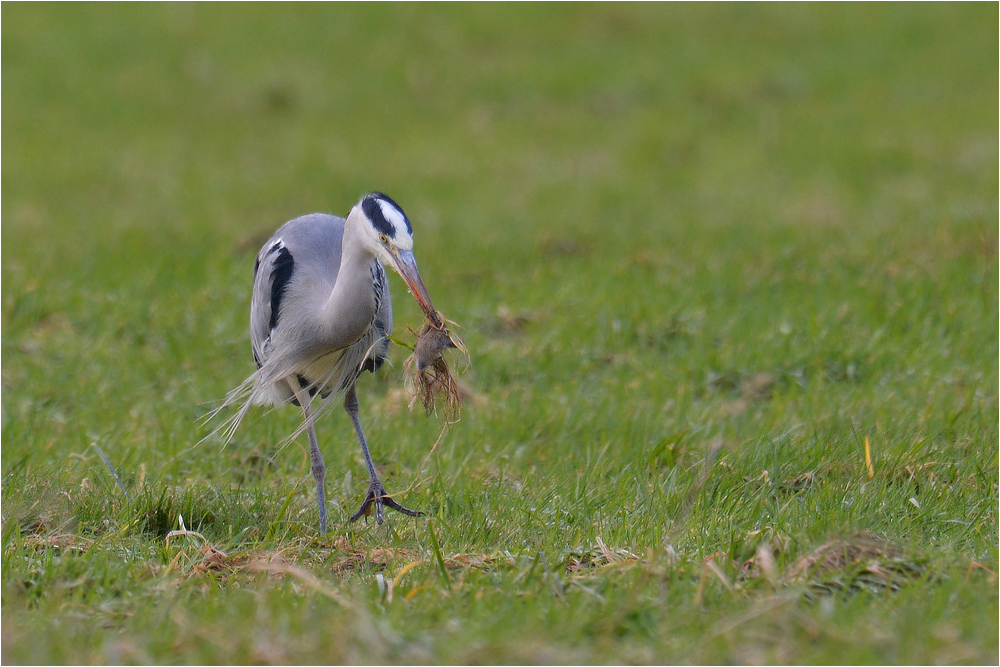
320,219,379,348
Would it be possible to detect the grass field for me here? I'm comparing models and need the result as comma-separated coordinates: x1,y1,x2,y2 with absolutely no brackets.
2,4,997,664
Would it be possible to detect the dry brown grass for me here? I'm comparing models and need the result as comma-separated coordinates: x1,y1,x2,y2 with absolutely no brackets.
402,314,468,420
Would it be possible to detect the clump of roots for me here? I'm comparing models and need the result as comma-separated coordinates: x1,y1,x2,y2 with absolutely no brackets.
402,313,468,420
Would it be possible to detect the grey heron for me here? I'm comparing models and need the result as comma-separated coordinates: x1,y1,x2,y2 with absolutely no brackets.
218,192,440,534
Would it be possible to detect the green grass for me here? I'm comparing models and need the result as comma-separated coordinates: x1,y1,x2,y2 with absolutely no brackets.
2,3,997,664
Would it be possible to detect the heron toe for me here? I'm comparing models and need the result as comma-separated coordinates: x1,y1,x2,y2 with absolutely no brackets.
349,480,424,524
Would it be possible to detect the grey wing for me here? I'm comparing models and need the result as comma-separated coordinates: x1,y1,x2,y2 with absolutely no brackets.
250,236,295,370
250,213,348,371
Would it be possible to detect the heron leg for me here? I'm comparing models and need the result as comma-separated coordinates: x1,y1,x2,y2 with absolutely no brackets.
290,382,327,535
344,384,424,524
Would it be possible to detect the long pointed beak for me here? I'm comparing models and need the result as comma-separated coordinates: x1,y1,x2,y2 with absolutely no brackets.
392,249,437,321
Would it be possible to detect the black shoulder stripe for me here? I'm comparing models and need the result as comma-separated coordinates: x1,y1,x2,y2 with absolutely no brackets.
268,245,295,332
361,319,390,374
361,356,384,374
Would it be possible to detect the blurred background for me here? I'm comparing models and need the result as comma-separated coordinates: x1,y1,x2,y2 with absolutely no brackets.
2,5,997,662
6,5,993,256
2,2,996,499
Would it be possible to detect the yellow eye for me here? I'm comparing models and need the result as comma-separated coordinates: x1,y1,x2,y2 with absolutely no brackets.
378,234,389,244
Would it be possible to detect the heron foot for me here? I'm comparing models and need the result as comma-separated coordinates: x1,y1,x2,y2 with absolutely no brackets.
349,480,424,524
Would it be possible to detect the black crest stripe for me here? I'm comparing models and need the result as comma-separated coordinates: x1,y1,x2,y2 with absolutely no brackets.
372,192,413,235
268,244,295,333
362,195,395,238
363,191,413,237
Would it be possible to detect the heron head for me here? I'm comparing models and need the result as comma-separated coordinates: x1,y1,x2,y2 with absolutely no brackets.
356,192,436,318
